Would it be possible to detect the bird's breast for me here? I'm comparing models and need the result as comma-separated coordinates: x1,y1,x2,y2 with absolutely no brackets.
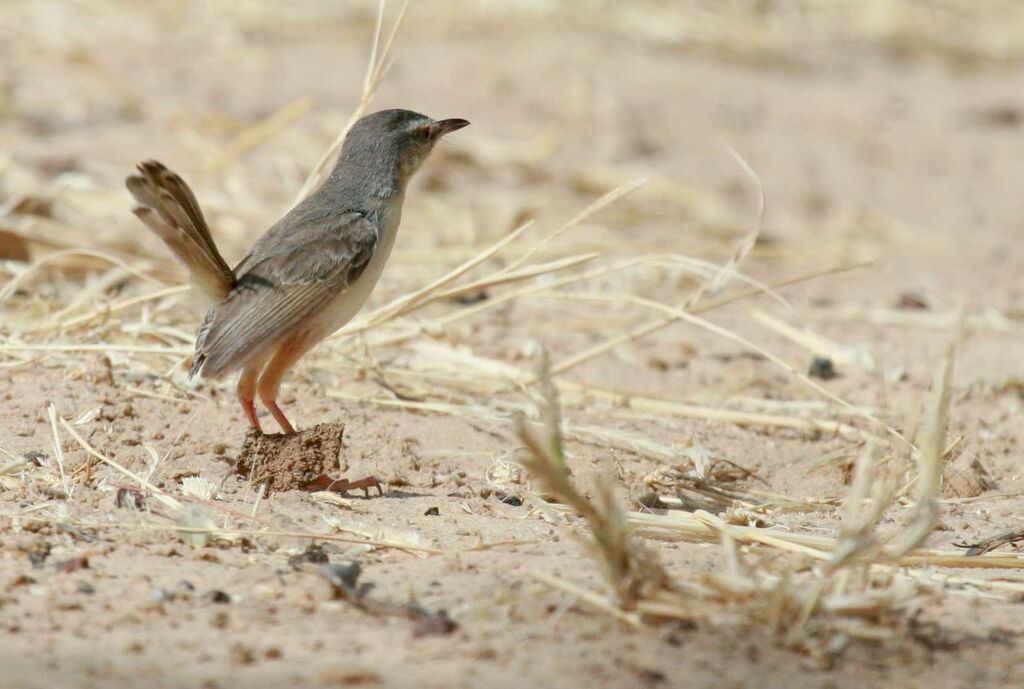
308,199,403,339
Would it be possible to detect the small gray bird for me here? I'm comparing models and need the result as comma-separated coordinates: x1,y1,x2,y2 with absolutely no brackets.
126,109,469,433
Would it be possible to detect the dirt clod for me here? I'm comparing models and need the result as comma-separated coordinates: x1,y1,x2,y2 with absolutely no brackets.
55,556,89,574
319,562,363,595
897,292,930,310
115,486,145,510
27,543,51,569
411,609,458,638
235,423,345,493
943,455,997,498
204,590,231,604
288,544,330,569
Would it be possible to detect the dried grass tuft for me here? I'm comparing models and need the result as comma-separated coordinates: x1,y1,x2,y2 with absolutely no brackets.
517,352,682,613
524,337,1021,662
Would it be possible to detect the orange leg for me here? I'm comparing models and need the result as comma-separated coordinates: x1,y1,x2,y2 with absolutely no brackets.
237,359,264,433
257,336,310,435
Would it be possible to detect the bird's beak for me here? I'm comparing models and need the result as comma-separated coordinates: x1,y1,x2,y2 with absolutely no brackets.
431,118,470,139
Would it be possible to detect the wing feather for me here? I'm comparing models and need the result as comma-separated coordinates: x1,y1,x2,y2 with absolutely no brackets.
193,213,377,379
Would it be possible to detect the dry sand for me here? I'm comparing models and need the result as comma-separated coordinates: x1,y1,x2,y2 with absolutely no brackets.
3,1,1024,687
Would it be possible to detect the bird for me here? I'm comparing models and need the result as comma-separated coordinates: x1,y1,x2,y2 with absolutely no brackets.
126,108,469,434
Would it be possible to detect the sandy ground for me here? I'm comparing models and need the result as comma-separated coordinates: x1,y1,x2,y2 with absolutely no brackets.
3,1,1024,687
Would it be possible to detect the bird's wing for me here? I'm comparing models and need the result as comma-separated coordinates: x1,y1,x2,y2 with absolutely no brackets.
192,211,377,379
126,161,235,301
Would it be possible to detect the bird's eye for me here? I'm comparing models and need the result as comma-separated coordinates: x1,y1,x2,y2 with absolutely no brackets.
414,125,431,141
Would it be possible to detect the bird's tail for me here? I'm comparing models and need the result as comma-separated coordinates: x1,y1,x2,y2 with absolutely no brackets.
126,161,235,301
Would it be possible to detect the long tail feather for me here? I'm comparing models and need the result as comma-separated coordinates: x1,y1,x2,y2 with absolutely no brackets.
126,161,235,301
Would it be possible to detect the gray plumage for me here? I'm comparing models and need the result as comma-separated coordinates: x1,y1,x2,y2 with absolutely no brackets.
192,207,377,378
126,109,469,433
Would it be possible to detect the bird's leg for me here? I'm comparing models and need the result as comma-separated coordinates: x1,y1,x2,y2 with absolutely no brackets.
265,401,295,435
237,361,263,433
257,337,309,435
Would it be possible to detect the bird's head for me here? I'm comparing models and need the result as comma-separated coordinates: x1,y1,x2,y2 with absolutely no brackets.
335,109,469,192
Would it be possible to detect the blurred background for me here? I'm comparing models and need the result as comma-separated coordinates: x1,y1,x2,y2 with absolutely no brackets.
3,0,1023,297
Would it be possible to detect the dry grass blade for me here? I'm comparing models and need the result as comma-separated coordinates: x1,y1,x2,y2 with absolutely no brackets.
56,415,183,513
361,256,868,354
0,248,161,304
8,517,444,554
956,530,1024,557
705,142,764,296
536,155,796,386
291,0,411,204
432,253,599,304
358,176,642,330
529,569,643,628
826,441,889,569
751,308,876,371
358,220,536,328
198,97,315,182
545,292,907,445
516,352,681,612
58,284,190,330
614,507,1024,569
46,403,71,497
886,340,954,556
495,177,646,276
0,343,190,356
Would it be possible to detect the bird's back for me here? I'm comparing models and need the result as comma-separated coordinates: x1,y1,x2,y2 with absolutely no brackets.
192,185,385,380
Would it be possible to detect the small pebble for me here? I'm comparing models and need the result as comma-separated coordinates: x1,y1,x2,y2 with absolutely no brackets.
204,590,231,604
808,356,837,380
